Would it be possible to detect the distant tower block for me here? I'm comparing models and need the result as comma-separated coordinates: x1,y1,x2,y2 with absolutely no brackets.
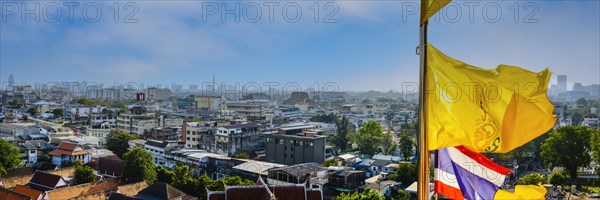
136,93,146,102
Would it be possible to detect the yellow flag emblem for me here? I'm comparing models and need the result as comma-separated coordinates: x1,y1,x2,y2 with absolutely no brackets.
426,44,557,153
421,0,452,25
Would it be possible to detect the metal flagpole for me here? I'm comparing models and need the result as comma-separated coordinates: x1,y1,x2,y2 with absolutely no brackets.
417,21,430,200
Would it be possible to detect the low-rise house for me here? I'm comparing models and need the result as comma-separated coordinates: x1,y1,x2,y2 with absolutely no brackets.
267,163,328,185
0,166,74,189
325,170,365,195
144,127,180,141
19,144,38,164
230,160,286,181
48,141,91,167
25,171,69,192
383,163,400,173
207,178,323,200
371,154,401,162
144,140,183,168
25,140,54,157
370,160,391,175
86,155,125,178
581,113,600,129
335,154,357,167
128,139,147,150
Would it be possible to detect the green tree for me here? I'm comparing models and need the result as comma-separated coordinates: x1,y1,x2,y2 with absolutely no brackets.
332,116,351,152
0,139,22,177
38,154,51,163
234,152,249,159
311,113,338,123
395,163,417,187
73,98,95,106
591,129,600,174
323,159,338,167
9,99,25,107
576,97,588,107
517,173,547,185
27,107,37,116
222,176,254,186
51,108,64,118
398,131,414,161
397,189,410,200
123,147,156,184
171,165,197,195
156,166,174,184
334,187,383,200
106,129,139,158
207,179,225,191
352,121,385,156
541,126,592,183
381,130,395,155
549,170,566,186
62,159,84,167
74,165,96,184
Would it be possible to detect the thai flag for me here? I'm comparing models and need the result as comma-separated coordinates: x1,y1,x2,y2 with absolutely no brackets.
434,146,512,200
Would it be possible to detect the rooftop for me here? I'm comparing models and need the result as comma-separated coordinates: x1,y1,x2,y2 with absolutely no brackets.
271,163,325,177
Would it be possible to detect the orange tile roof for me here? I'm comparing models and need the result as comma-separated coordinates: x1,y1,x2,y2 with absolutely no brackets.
58,142,79,151
116,181,148,196
0,187,31,200
13,185,42,200
44,179,122,200
48,149,88,156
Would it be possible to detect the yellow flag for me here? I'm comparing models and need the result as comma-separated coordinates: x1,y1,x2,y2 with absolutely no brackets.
426,44,557,153
421,0,452,25
494,185,547,200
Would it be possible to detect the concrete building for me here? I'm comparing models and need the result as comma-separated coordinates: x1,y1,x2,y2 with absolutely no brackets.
184,122,216,150
225,99,272,120
0,123,39,142
274,106,302,119
145,87,172,101
195,95,225,112
215,123,263,156
144,140,184,168
264,125,327,165
557,75,567,93
116,106,183,135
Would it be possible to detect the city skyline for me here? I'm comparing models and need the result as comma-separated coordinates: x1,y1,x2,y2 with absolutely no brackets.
1,1,599,91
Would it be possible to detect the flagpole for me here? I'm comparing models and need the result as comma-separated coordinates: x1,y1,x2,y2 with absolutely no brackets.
417,21,430,200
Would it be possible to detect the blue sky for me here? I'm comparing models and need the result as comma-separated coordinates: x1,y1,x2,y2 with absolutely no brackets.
1,0,599,91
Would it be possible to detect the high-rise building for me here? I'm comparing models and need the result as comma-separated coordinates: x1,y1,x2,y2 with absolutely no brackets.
557,75,567,93
8,74,14,86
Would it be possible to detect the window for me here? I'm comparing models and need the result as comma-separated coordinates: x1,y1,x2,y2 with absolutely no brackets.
192,138,196,141
289,140,294,145
291,154,294,158
278,139,284,145
187,137,190,140
266,138,273,143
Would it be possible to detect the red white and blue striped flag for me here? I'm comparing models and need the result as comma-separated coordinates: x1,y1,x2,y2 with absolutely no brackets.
434,146,512,200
